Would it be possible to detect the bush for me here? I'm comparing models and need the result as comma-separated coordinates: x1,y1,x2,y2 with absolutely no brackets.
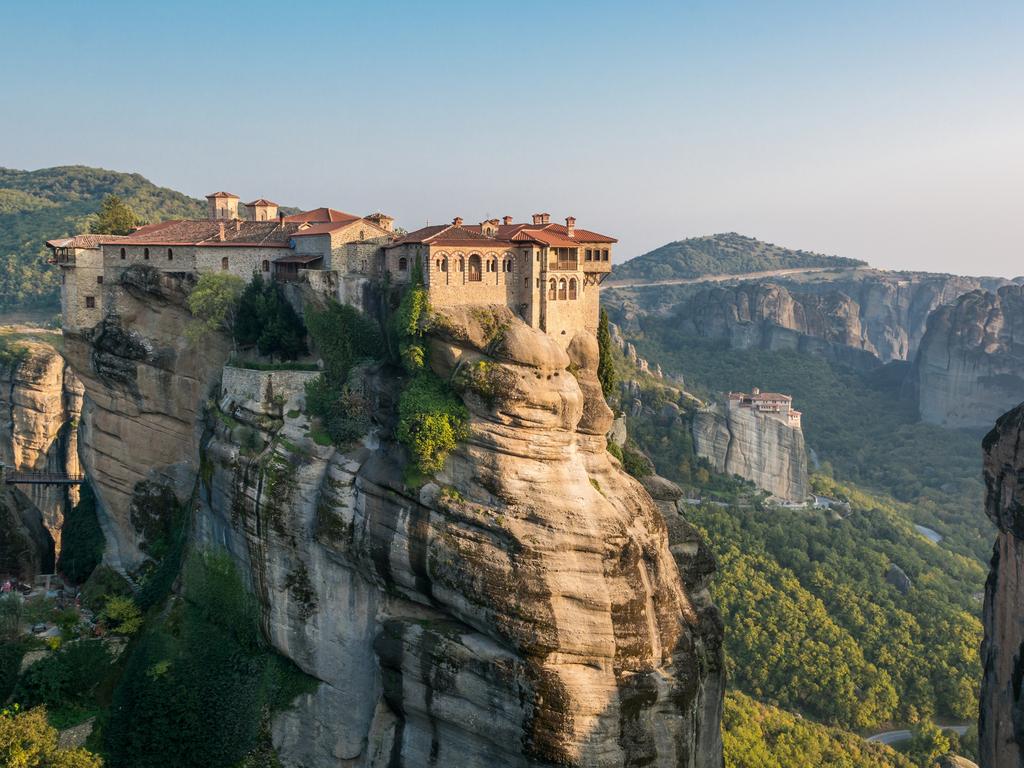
101,596,142,636
79,565,131,612
621,444,654,478
59,484,104,584
396,373,468,475
12,640,112,712
0,705,103,768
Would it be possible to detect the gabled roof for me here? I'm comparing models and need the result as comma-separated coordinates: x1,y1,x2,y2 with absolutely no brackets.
282,207,360,224
244,198,278,206
387,224,496,248
97,220,295,248
387,218,617,248
205,191,238,199
46,233,130,250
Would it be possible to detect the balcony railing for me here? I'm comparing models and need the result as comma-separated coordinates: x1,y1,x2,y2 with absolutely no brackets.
549,260,579,271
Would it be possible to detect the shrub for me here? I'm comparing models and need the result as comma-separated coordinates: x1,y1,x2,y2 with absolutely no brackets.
622,444,655,478
607,441,624,461
12,640,112,712
59,484,104,584
396,374,468,475
79,565,131,612
0,705,103,768
306,301,382,382
101,596,142,636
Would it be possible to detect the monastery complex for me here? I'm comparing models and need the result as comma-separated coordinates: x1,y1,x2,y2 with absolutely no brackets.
727,387,802,428
47,192,616,347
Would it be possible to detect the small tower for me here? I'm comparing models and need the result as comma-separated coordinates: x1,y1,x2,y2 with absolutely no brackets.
206,192,239,220
243,199,279,222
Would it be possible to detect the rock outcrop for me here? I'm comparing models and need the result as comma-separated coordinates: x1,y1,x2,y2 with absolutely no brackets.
67,275,724,766
61,266,230,570
0,483,52,579
980,402,1024,768
692,403,808,501
0,340,82,555
916,286,1024,430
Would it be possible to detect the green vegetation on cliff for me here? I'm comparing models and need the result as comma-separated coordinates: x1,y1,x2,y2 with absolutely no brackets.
612,232,865,282
0,166,205,311
58,484,104,584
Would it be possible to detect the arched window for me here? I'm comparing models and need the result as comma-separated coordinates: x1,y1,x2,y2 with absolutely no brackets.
143,247,150,260
398,257,408,271
436,259,441,270
260,212,267,221
468,254,482,282
548,278,557,300
359,230,365,240
568,277,578,300
167,248,173,260
440,257,448,272
558,278,567,300
221,256,229,271
120,248,126,260
262,260,270,272
458,256,465,272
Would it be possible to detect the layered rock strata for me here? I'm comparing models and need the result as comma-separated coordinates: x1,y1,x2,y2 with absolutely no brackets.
692,403,808,502
0,339,82,556
64,269,725,767
916,285,1024,430
980,402,1024,767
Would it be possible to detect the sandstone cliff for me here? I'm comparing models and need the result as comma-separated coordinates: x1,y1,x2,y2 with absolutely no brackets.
980,402,1024,767
692,404,808,502
65,273,724,766
61,266,230,571
0,339,82,556
916,286,1024,430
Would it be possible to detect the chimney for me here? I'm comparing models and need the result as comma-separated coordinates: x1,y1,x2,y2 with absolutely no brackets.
540,212,550,225
234,219,242,233
565,216,576,237
218,222,226,242
453,216,463,227
278,211,286,227
532,213,544,225
503,215,513,225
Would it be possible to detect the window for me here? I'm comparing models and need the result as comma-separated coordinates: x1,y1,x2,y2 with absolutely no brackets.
96,275,103,285
536,278,540,288
585,249,593,261
262,260,270,272
398,257,408,271
468,254,482,282
221,256,229,271
548,279,557,300
441,257,448,272
143,248,150,260
361,259,368,272
568,278,578,300
458,256,465,272
558,278,567,300
167,248,173,260
602,249,609,262
85,296,95,309
359,229,365,240
120,247,126,260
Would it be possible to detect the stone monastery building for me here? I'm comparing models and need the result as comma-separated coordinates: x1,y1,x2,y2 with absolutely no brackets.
48,193,616,347
727,387,802,428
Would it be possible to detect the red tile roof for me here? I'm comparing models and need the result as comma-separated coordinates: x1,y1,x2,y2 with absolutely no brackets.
205,191,238,199
387,218,616,248
282,207,360,224
98,220,296,248
46,233,130,249
244,199,278,206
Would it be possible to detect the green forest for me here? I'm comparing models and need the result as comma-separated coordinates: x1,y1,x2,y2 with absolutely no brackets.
0,166,205,312
610,232,866,282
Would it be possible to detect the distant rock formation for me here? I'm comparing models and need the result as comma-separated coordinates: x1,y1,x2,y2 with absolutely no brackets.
691,398,808,502
916,285,1024,429
979,402,1024,767
0,340,82,556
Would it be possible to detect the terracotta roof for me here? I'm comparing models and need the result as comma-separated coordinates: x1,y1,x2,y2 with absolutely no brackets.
751,392,792,401
205,191,238,199
99,220,296,248
275,253,323,265
387,219,616,248
46,233,129,250
282,207,360,224
244,199,278,206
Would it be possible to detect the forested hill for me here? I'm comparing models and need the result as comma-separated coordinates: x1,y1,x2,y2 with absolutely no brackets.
612,232,867,282
0,165,206,312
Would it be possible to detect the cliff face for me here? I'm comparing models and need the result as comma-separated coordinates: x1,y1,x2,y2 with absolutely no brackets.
61,266,230,570
0,484,53,579
980,403,1024,768
692,404,808,502
67,276,724,766
0,340,82,556
916,286,1024,430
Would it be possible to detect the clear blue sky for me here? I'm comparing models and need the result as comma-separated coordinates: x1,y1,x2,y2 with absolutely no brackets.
2,1,1021,275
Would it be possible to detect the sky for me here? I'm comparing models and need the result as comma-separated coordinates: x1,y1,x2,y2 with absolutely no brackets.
1,1,1022,276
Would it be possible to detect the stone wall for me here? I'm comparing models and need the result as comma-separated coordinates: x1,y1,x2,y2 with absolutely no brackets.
195,245,285,281
221,366,320,410
61,248,105,331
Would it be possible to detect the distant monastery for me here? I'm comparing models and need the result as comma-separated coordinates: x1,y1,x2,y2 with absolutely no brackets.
726,387,802,429
47,192,616,348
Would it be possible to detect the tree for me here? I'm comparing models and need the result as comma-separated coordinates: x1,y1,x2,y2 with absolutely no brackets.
186,273,244,347
89,194,138,235
597,308,617,399
58,483,104,584
0,705,103,767
233,273,308,360
906,721,953,767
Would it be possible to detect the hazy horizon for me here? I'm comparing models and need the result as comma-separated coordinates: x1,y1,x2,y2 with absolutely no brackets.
2,1,1021,277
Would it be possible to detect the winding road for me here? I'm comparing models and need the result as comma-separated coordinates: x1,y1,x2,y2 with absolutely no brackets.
865,724,970,745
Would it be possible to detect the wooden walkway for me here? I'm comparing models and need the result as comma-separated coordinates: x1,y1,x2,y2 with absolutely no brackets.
3,471,85,486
